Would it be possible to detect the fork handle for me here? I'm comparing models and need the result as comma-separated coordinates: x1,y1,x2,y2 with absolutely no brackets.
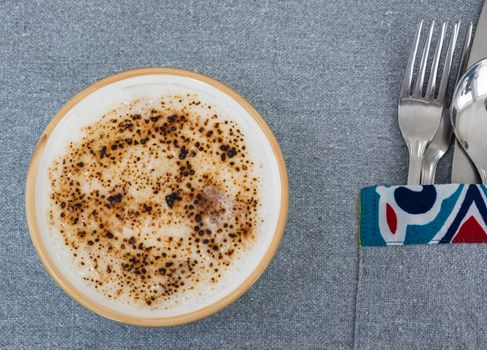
407,141,427,185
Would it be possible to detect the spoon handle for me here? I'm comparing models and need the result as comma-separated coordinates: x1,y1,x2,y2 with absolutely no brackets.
421,155,440,185
479,170,487,184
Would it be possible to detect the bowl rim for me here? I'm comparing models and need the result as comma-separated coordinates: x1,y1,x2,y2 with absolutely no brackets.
24,67,289,327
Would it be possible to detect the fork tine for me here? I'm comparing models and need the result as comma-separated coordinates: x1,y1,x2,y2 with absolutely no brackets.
437,21,460,101
401,20,423,97
413,21,435,96
426,21,447,99
455,22,473,84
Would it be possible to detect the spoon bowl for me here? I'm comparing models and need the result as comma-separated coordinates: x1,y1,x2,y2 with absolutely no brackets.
451,58,487,183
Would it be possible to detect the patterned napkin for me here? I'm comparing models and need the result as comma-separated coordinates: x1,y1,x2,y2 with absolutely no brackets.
356,184,487,348
360,184,487,246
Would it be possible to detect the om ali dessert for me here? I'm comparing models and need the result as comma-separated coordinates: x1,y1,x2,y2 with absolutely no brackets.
48,94,260,309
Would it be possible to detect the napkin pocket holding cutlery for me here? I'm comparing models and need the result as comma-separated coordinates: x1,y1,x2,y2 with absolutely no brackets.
354,245,487,349
359,184,487,246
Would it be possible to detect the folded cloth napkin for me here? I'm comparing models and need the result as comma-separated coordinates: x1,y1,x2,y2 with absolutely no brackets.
354,245,487,349
360,184,487,246
355,184,487,349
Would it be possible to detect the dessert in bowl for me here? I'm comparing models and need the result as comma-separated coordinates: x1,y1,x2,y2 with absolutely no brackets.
25,68,288,326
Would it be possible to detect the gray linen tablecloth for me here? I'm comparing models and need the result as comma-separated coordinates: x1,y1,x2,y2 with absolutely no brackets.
1,0,485,349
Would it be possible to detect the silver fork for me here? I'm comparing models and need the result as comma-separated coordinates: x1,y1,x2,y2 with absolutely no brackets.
399,20,460,185
421,22,473,185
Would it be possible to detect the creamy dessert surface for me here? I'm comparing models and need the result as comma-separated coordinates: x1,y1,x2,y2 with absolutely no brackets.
48,94,260,308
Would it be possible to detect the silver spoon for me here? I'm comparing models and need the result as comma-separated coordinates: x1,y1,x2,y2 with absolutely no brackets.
451,58,487,183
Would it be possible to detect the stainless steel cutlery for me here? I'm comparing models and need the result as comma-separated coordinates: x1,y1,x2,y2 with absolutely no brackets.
420,23,473,185
451,1,487,184
451,59,487,183
399,21,465,185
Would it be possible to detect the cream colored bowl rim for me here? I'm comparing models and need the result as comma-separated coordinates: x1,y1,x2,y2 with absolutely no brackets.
25,67,289,327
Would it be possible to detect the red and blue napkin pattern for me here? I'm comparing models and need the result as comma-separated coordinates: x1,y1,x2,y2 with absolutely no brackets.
360,184,487,246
